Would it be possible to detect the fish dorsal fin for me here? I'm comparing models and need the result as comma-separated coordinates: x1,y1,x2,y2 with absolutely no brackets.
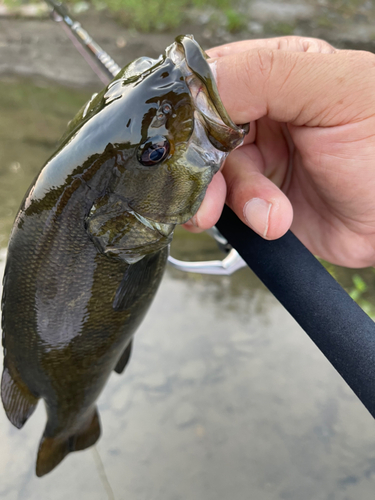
113,253,159,311
36,408,101,477
1,365,38,429
114,340,133,374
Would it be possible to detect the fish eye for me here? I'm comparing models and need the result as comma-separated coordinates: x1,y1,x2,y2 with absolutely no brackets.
137,135,170,166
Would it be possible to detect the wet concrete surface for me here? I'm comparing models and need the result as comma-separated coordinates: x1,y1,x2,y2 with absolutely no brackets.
1,250,375,500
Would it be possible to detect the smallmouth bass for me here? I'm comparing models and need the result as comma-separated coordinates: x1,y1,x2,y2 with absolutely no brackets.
1,35,247,476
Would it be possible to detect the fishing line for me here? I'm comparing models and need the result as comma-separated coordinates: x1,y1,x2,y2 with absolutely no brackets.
91,446,116,500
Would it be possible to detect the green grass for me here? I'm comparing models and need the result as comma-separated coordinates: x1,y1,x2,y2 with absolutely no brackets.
321,261,375,320
265,21,296,36
3,0,23,6
96,0,184,31
69,0,238,31
5,0,372,33
3,0,242,32
224,8,246,33
315,16,334,29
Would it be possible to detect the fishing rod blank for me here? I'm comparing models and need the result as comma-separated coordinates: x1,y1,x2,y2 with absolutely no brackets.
217,205,375,420
45,0,120,84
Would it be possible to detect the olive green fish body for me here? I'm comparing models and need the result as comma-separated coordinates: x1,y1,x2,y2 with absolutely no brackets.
1,36,248,476
2,157,168,475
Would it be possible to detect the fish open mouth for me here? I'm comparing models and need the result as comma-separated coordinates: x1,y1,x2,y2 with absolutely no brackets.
166,35,248,154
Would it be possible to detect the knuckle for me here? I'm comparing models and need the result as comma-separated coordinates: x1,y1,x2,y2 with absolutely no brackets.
277,35,336,54
257,48,275,81
300,37,336,54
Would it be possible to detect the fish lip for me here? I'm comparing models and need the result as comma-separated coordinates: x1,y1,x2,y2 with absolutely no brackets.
166,35,249,152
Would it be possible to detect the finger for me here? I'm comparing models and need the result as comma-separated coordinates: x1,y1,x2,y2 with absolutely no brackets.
208,48,375,126
255,117,291,189
242,120,256,144
206,36,337,58
182,170,226,232
223,145,293,239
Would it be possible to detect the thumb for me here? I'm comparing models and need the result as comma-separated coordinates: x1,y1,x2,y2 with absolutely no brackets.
209,48,375,127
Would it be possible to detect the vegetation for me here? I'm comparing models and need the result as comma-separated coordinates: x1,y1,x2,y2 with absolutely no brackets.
4,0,374,33
87,0,241,32
2,0,245,32
224,8,246,33
94,0,186,31
326,0,370,17
264,21,296,36
321,261,375,319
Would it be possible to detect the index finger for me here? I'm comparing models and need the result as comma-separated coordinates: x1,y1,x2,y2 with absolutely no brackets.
207,45,375,126
206,36,337,58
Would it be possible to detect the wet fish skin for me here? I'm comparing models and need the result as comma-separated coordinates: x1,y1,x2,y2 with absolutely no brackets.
1,35,247,477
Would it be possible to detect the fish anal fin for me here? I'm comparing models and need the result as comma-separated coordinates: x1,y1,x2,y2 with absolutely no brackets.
72,408,101,451
1,366,38,429
114,340,133,374
36,408,101,477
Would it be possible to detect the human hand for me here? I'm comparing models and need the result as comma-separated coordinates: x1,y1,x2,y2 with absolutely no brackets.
183,36,375,268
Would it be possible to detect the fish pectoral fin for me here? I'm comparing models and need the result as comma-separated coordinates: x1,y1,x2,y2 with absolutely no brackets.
114,340,133,374
1,365,39,429
113,253,160,311
86,194,169,263
36,408,101,477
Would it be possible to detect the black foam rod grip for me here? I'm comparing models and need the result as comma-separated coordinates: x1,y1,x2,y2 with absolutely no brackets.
216,204,375,419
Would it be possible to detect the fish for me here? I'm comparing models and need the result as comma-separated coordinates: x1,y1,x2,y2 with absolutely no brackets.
1,35,247,477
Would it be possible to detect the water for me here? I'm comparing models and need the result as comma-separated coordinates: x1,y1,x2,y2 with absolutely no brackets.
1,77,375,500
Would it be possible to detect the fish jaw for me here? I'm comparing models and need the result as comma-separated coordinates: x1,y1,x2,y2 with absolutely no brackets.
167,35,249,153
155,35,249,224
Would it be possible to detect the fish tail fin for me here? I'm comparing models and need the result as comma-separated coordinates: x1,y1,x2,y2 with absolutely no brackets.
36,435,70,478
36,408,101,477
1,365,38,429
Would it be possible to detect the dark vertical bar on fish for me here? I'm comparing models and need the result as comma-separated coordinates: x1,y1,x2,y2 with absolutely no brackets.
217,205,375,420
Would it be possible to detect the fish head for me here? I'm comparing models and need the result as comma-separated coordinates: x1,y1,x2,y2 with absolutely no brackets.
106,35,248,225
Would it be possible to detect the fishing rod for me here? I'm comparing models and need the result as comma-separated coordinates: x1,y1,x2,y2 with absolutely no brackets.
216,207,375,419
44,1,375,420
45,0,121,84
